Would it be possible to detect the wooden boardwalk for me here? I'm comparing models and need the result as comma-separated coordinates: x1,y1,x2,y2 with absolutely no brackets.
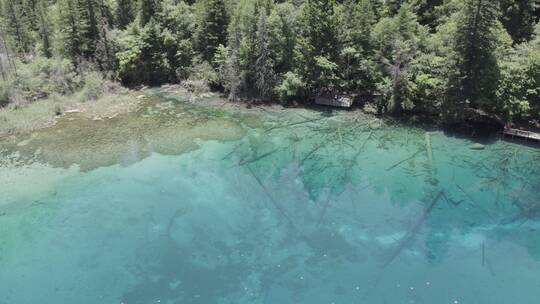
503,127,540,142
315,95,353,108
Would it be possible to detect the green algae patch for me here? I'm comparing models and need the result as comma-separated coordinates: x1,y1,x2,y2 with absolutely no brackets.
0,94,250,171
0,88,290,171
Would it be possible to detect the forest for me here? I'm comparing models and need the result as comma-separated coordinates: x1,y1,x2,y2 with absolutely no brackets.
0,0,539,126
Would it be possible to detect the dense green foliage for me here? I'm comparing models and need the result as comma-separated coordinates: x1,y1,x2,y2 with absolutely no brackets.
0,0,539,122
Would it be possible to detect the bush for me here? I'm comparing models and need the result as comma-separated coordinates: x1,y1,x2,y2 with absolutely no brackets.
180,80,210,95
0,57,80,106
496,46,540,119
188,61,218,84
78,72,106,101
276,72,306,104
0,57,128,107
15,57,80,98
181,61,218,94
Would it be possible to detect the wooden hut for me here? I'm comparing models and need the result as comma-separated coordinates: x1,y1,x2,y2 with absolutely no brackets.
314,87,353,108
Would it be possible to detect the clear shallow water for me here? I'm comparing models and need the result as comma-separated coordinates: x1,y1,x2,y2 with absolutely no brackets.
1,91,540,304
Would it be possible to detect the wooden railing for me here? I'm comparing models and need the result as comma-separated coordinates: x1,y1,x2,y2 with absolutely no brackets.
503,128,540,141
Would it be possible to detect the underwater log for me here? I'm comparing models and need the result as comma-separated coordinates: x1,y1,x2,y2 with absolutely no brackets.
386,148,425,171
383,190,444,268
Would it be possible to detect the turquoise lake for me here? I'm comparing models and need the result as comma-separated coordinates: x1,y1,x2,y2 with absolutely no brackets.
1,91,540,303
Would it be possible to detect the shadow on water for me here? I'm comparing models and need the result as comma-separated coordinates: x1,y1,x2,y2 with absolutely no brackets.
121,207,250,304
500,135,540,149
442,129,500,145
122,235,243,304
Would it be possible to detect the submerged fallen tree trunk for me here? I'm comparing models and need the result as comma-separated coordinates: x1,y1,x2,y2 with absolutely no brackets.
237,148,280,167
265,117,325,132
246,166,296,230
383,190,444,268
300,142,327,166
386,148,425,171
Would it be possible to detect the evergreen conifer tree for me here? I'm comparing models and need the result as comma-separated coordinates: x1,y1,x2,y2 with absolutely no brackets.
57,0,88,61
499,0,537,43
2,0,33,54
116,0,136,28
195,0,228,63
296,0,340,90
36,1,52,57
140,0,159,26
254,10,275,100
449,0,501,108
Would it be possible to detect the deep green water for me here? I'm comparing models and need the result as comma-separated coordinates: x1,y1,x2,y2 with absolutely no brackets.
1,91,540,304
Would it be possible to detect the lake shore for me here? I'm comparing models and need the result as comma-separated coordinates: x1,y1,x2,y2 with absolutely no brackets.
0,84,383,136
1,84,536,159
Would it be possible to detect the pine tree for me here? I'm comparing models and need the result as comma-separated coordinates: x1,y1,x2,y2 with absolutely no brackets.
159,0,196,80
79,0,100,58
117,20,169,84
221,0,247,99
21,0,37,30
195,0,228,64
268,2,298,75
94,0,115,70
57,0,88,61
337,0,377,91
254,10,275,100
2,0,33,54
225,25,243,100
115,0,135,29
339,0,375,52
410,0,444,29
499,0,537,43
57,0,114,66
296,0,340,90
386,39,414,115
384,0,406,16
139,0,159,26
0,29,18,77
449,0,501,109
373,3,423,114
36,1,52,57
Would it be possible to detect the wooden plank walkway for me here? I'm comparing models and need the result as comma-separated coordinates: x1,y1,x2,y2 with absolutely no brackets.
315,95,353,108
503,127,540,142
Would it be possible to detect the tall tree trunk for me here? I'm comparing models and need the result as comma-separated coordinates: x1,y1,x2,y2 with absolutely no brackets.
0,31,17,76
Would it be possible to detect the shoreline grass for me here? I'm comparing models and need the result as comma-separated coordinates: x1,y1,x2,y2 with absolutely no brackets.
0,90,141,136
